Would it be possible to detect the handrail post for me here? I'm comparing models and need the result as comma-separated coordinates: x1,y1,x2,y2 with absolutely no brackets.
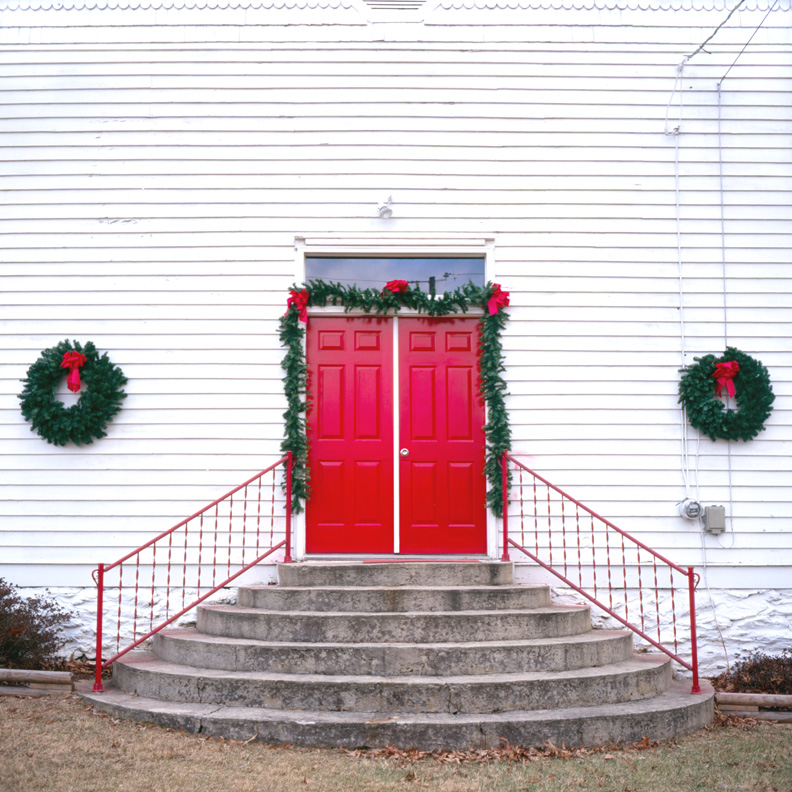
501,451,510,561
93,563,104,693
283,451,294,563
688,567,701,694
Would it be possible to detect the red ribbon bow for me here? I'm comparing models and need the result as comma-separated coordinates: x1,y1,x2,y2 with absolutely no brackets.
713,360,739,398
487,283,510,315
384,280,409,294
285,289,310,323
61,351,88,393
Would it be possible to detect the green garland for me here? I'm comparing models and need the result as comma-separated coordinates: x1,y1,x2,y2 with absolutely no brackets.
279,280,512,516
19,340,128,446
678,347,774,442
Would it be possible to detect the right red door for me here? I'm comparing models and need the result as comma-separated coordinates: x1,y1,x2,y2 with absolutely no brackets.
398,317,487,554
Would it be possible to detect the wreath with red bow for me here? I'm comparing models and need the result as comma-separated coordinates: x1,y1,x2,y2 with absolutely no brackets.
678,347,774,442
19,340,127,446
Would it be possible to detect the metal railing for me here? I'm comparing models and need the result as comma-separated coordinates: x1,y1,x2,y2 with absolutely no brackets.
92,452,293,692
501,452,700,694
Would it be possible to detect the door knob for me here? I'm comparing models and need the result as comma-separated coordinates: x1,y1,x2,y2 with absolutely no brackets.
400,448,409,457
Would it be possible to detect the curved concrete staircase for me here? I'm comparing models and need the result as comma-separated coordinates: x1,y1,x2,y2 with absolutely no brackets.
80,561,713,748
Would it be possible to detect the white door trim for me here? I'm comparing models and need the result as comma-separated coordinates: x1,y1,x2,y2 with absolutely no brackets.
393,315,400,553
291,236,498,560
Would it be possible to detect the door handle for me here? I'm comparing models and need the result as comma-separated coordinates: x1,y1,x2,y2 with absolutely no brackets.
400,448,409,457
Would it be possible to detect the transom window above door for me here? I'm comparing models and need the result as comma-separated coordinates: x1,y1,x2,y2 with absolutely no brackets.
305,257,486,294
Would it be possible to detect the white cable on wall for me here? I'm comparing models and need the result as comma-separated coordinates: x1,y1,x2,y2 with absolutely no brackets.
669,62,704,512
668,60,696,501
667,49,726,671
716,82,737,548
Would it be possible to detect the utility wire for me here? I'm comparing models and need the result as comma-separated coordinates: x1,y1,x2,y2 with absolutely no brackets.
667,0,776,132
719,0,781,83
686,0,749,60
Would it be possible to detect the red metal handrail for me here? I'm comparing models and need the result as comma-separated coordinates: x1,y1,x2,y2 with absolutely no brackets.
92,452,293,692
502,452,700,695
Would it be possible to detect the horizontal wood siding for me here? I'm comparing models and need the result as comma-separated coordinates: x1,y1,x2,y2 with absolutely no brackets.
0,6,790,586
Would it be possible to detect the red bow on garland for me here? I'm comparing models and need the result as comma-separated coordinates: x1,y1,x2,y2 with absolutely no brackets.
285,289,310,323
487,283,510,316
61,351,88,393
713,360,739,398
383,280,409,294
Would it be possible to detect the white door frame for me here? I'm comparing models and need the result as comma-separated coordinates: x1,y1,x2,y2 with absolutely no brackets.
291,235,498,560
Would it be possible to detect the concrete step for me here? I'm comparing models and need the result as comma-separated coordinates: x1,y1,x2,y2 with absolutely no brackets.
196,604,591,643
79,678,715,750
111,651,671,714
278,561,512,588
238,584,550,612
153,627,635,675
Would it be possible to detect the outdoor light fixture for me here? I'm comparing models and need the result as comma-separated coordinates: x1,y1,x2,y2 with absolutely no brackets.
377,197,393,218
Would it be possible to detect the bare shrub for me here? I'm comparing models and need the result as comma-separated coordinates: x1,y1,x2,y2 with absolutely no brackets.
0,578,73,670
711,648,792,695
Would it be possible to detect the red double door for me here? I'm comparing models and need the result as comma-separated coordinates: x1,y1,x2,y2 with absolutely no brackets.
306,315,487,554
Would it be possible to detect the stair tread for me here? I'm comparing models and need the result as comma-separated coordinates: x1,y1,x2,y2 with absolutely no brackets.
281,562,502,569
277,561,514,588
159,626,631,650
80,678,711,724
242,585,547,592
118,649,667,684
201,604,587,617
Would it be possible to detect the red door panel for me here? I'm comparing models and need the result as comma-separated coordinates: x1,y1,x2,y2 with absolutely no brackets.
399,317,487,554
306,317,394,553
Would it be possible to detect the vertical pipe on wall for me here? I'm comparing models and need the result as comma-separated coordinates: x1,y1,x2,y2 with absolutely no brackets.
717,80,737,538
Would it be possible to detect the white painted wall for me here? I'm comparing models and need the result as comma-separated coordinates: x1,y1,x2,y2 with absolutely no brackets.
0,0,789,671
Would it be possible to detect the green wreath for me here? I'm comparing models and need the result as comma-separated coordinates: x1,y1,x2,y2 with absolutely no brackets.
279,279,512,516
19,340,128,446
678,347,774,442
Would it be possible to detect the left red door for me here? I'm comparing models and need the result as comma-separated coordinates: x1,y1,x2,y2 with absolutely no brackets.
305,316,394,553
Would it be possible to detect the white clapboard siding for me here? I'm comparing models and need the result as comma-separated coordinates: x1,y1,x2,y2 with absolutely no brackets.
0,1,789,600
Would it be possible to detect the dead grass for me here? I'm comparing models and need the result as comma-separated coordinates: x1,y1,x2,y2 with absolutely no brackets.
1,694,790,792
